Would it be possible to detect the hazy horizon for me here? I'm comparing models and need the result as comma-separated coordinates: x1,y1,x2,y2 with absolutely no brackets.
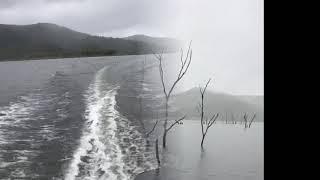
0,1,264,178
0,0,264,96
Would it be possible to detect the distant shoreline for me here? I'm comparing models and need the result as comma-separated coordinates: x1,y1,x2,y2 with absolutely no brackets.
0,52,177,63
0,54,143,62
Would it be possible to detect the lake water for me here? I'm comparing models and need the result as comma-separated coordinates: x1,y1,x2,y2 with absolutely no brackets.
160,121,264,180
0,55,263,180
0,55,164,179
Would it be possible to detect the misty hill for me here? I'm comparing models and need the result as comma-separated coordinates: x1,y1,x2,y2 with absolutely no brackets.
125,34,181,51
170,88,264,122
0,23,180,61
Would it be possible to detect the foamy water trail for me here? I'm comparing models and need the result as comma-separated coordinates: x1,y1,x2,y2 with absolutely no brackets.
65,66,157,180
64,67,127,180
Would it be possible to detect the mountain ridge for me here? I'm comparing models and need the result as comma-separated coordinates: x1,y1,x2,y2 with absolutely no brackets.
0,23,180,61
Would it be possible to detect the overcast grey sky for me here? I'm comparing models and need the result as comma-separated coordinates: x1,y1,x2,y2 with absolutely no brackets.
0,0,264,95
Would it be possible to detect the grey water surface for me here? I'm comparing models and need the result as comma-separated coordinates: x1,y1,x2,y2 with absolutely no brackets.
0,55,263,180
0,55,162,179
136,121,264,180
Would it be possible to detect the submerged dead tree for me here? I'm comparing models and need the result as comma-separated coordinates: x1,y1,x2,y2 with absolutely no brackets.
153,43,192,148
243,113,256,129
198,79,219,148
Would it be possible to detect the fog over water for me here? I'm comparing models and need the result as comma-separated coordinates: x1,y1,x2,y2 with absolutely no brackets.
0,0,263,95
165,0,264,95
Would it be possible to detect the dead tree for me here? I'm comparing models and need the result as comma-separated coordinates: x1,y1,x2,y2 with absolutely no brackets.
248,113,256,128
198,79,220,148
243,113,256,129
225,112,228,124
153,43,192,148
232,113,237,124
243,113,248,128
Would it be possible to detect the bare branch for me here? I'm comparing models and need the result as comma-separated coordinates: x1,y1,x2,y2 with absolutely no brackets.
208,113,219,128
243,113,248,128
167,42,192,98
180,48,184,66
201,78,211,95
146,120,159,137
153,42,192,99
243,113,248,122
151,49,162,60
166,115,186,132
156,53,168,97
248,113,256,128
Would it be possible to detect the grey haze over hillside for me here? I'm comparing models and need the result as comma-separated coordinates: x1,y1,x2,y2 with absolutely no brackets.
0,0,263,96
170,88,264,122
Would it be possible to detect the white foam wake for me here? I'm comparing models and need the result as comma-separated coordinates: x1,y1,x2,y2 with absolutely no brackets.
64,67,128,180
65,66,158,180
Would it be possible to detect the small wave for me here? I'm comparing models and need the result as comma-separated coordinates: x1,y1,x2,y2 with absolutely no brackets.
0,82,73,178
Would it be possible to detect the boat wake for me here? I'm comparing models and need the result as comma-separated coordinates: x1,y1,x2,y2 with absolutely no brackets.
65,67,157,180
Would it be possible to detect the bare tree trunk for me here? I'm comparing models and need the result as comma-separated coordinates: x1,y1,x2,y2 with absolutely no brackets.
200,92,205,148
248,113,256,128
163,98,168,148
225,112,228,124
244,113,248,129
155,138,160,166
161,82,169,149
162,131,167,148
201,134,205,148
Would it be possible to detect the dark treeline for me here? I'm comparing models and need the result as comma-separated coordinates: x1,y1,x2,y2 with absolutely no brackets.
0,23,180,61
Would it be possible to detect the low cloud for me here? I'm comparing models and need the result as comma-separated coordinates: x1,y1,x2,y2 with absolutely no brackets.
0,0,177,37
0,0,263,95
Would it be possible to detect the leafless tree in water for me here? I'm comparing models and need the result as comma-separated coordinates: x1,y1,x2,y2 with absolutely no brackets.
225,112,228,124
243,113,256,129
197,78,220,148
145,112,161,167
233,113,237,124
155,138,160,167
248,113,256,128
153,42,192,148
